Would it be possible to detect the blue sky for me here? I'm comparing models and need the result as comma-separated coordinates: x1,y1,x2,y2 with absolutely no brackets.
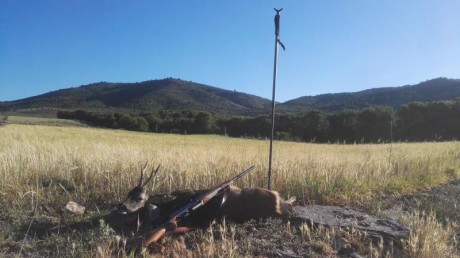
1,1,459,102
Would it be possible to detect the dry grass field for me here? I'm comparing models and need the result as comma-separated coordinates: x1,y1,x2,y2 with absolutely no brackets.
6,115,86,127
1,124,459,257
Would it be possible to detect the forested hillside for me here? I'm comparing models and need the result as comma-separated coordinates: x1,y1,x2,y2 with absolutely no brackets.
279,78,460,112
3,77,460,143
0,78,271,115
59,98,460,143
2,78,460,115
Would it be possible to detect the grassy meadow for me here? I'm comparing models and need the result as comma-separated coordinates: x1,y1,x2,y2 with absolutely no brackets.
5,115,86,127
1,124,459,257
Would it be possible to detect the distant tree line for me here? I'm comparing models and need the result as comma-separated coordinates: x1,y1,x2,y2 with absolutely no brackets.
57,110,217,134
57,99,460,143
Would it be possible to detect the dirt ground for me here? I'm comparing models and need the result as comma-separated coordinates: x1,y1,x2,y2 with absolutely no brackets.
156,177,460,257
2,178,460,257
379,177,460,223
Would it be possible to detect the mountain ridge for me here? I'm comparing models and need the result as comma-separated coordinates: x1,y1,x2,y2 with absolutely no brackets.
1,77,460,115
278,77,460,112
0,78,272,115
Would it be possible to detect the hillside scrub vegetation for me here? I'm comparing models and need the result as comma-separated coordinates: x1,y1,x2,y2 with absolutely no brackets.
1,125,459,256
58,98,460,143
2,77,460,115
0,78,272,115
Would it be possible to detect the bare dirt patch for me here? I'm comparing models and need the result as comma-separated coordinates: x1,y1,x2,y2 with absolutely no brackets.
379,178,460,223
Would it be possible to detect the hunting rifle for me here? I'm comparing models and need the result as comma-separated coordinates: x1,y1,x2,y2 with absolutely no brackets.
136,165,256,252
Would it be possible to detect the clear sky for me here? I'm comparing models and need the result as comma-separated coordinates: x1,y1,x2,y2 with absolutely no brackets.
1,1,459,102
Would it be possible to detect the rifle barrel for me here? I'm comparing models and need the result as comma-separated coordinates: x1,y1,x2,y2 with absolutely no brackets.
174,166,256,219
223,165,256,186
191,166,256,212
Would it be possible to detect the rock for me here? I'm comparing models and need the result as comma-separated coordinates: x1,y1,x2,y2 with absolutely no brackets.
381,205,406,221
349,252,365,258
332,238,355,255
333,238,350,249
65,201,85,215
292,205,409,241
276,246,302,258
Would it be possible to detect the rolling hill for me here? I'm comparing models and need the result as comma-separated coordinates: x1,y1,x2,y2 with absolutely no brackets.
1,77,460,115
0,78,272,115
278,77,460,112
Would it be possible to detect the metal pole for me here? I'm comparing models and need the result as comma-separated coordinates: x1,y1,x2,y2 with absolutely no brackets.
268,8,283,190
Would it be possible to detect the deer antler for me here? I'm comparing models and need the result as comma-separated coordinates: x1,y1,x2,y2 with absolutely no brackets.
143,164,160,187
138,162,149,187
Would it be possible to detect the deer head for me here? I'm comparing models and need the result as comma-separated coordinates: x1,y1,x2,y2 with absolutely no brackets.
118,163,160,214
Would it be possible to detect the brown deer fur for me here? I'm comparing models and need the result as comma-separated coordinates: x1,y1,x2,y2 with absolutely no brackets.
142,187,295,225
112,165,295,230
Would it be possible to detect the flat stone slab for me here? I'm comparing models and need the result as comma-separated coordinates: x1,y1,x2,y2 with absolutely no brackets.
292,205,409,241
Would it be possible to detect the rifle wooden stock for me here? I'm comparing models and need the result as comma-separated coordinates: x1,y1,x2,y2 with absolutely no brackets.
141,221,177,250
142,227,166,248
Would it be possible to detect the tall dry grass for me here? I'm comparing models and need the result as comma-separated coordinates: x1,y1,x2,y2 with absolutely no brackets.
400,211,458,258
1,124,459,209
1,125,459,257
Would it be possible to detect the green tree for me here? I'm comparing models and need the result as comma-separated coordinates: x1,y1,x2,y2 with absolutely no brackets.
194,112,213,133
135,116,149,132
357,107,393,142
144,113,163,132
119,114,138,131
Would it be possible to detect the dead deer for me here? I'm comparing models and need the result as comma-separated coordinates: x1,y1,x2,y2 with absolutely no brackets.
111,164,295,232
218,186,296,222
106,163,160,231
117,163,160,216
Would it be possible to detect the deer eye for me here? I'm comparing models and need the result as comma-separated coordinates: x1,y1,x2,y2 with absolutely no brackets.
137,197,144,201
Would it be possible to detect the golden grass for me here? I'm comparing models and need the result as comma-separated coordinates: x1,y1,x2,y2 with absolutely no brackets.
1,124,460,256
1,124,459,207
401,211,458,258
6,115,86,127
